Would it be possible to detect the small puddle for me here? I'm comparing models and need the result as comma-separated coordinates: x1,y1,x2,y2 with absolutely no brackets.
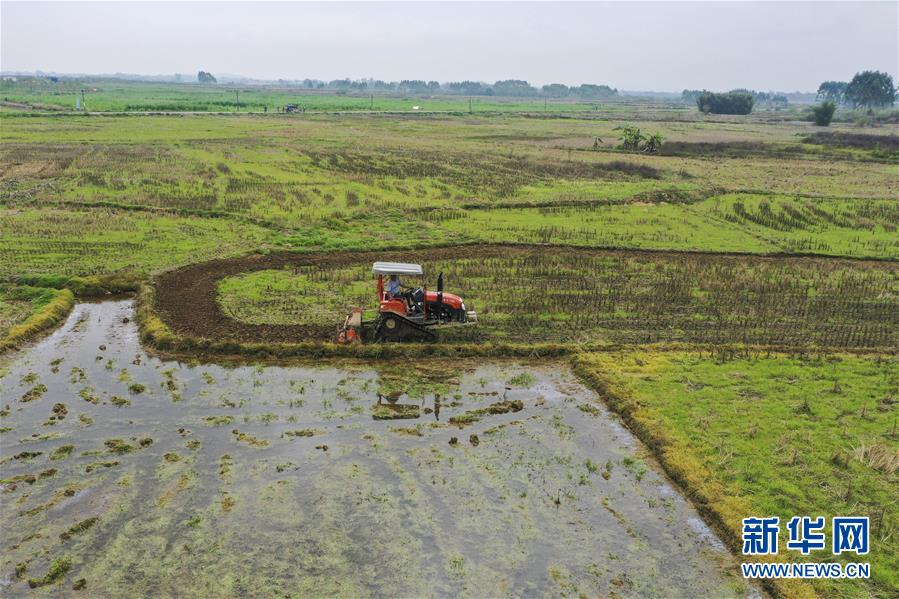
1,300,757,597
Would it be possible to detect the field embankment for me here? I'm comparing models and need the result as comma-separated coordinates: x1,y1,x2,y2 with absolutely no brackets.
0,286,74,351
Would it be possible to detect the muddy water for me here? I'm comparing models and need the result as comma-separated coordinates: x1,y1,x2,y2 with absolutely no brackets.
1,301,755,598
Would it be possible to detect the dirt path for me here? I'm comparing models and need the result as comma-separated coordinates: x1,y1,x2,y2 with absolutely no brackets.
152,243,893,345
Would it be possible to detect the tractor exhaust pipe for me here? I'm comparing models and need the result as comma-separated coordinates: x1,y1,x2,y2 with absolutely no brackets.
437,272,444,321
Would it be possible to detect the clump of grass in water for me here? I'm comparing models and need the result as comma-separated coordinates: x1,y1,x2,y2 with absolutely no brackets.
448,412,480,426
390,426,423,437
79,387,99,404
621,456,648,481
204,415,234,426
281,429,321,438
104,439,137,454
27,556,71,588
372,404,420,420
231,429,269,447
13,451,42,461
221,494,236,513
60,517,98,541
507,372,535,387
1,473,37,485
219,454,233,481
85,461,119,473
449,399,524,427
577,403,601,416
20,384,48,403
69,367,86,384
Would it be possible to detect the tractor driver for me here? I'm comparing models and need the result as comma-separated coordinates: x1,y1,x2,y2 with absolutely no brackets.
386,274,404,298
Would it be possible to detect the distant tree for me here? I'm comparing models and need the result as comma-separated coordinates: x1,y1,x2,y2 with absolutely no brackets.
681,89,702,103
542,83,570,98
493,80,539,96
816,81,848,104
811,101,837,126
329,78,368,91
369,80,395,91
447,81,491,95
844,70,896,110
197,71,217,84
427,80,441,92
572,84,617,99
746,89,769,103
398,80,430,94
696,91,754,115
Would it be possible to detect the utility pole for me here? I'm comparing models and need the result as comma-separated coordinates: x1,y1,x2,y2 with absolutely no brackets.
81,89,85,111
468,96,472,114
235,90,239,112
370,94,373,110
544,96,547,111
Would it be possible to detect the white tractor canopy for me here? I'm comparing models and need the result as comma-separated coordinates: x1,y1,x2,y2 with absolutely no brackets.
372,262,423,276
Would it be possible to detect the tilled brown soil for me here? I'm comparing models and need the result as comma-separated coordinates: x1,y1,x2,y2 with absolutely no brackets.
152,244,895,345
155,245,557,343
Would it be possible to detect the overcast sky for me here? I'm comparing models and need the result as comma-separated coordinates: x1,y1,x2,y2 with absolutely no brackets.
1,1,896,91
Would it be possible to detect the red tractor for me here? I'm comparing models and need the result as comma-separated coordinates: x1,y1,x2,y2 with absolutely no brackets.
338,262,476,343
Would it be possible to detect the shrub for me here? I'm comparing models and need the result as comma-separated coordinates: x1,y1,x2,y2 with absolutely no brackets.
811,101,837,126
617,126,645,151
696,91,755,115
643,132,665,154
616,126,664,153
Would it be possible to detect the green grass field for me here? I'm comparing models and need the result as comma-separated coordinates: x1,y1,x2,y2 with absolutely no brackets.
0,80,648,113
1,88,896,598
574,352,898,598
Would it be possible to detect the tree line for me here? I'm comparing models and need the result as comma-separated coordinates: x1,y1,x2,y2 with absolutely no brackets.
679,70,896,117
280,78,618,98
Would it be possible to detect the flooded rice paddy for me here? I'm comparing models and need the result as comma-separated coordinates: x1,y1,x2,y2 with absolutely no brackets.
1,301,755,597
